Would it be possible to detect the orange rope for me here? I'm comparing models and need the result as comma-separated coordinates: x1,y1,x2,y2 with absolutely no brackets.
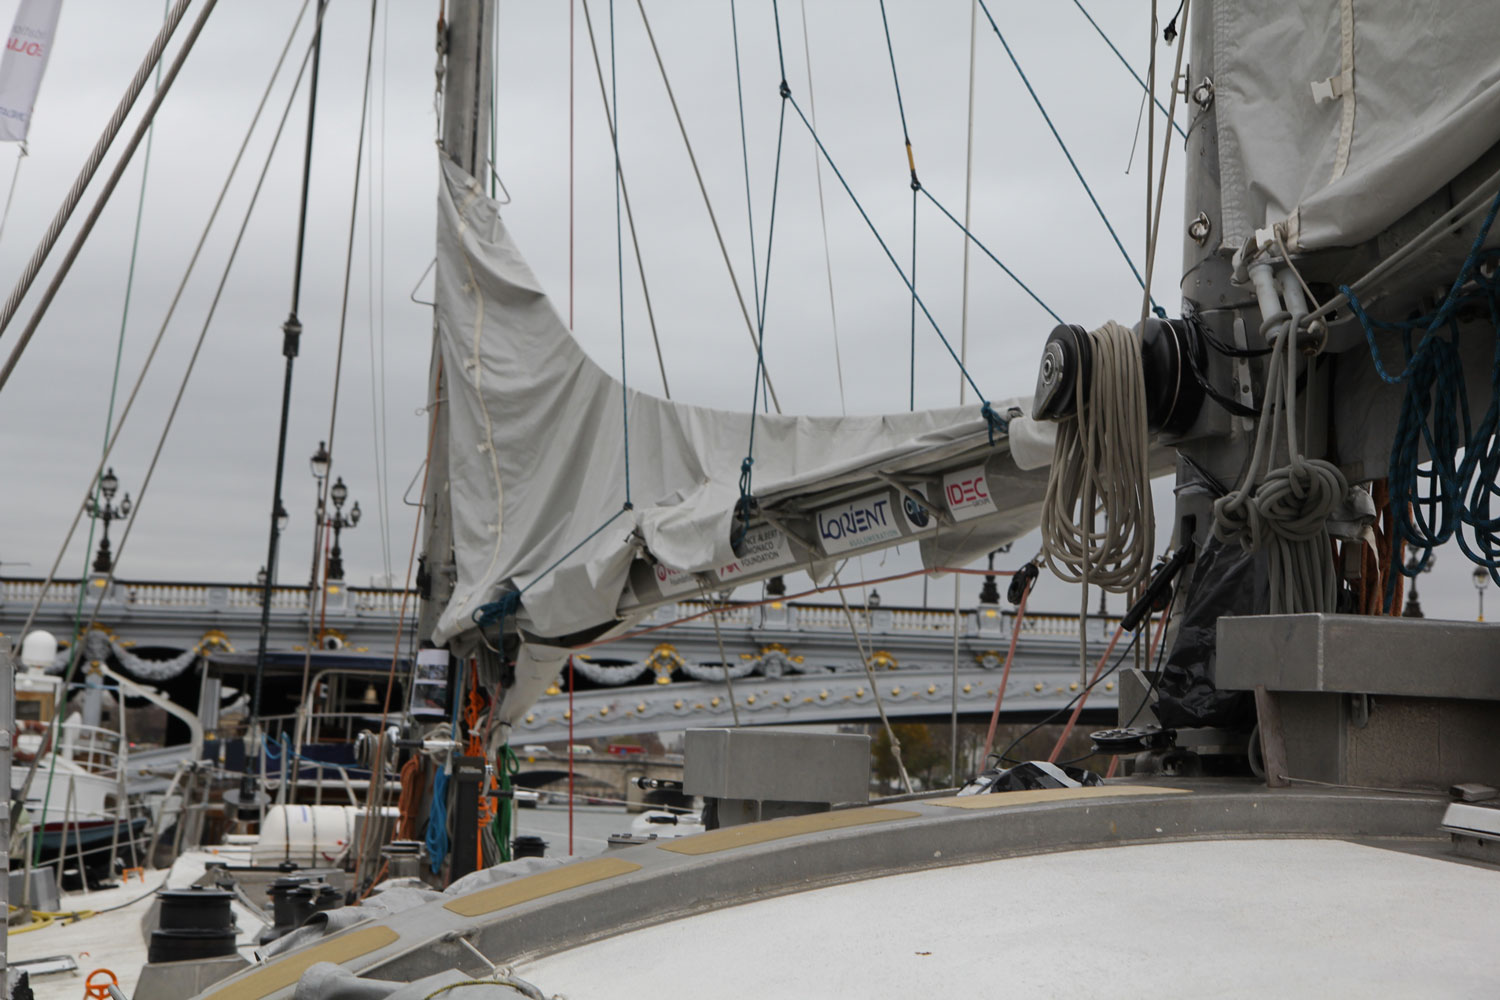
396,755,425,841
979,578,1032,762
465,662,498,870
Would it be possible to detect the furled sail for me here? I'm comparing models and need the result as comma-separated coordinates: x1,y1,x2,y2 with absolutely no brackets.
431,159,1055,669
1213,0,1500,251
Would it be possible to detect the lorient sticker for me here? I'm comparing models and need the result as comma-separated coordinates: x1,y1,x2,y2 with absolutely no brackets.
816,493,903,555
942,466,997,521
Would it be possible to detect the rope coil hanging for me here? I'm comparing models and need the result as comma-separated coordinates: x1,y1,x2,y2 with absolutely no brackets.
1040,320,1155,595
1212,274,1345,615
1339,180,1500,596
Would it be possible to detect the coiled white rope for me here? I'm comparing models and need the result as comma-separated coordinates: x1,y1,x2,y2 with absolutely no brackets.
1041,321,1155,594
1212,278,1344,614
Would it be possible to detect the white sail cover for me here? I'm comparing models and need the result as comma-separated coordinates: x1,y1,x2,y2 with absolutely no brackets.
430,160,1040,647
1213,0,1500,251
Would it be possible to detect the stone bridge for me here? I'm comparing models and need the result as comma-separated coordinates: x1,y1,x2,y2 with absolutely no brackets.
0,575,1130,738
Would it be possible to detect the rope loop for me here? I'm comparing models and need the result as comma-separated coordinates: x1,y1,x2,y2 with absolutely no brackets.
981,400,1008,444
1257,458,1346,544
472,589,521,632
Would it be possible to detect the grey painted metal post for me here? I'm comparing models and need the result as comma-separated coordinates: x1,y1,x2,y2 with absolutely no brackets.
418,0,495,650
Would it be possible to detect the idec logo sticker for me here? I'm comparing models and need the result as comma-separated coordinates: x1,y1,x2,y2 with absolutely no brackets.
816,493,902,556
942,466,996,521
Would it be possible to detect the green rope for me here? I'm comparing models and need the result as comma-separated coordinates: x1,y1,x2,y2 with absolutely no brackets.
493,744,519,861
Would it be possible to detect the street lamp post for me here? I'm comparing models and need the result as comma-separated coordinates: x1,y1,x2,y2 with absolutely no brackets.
1402,552,1434,618
86,467,132,574
309,441,330,587
1474,567,1489,622
978,550,1001,605
325,476,361,582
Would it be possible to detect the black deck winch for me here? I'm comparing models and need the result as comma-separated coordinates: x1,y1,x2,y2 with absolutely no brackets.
148,885,238,963
1031,318,1204,435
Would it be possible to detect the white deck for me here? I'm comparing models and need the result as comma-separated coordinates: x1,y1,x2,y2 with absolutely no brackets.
8,846,266,1000
518,838,1500,999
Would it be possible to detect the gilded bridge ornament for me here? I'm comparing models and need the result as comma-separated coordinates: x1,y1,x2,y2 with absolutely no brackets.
645,643,687,685
744,642,805,678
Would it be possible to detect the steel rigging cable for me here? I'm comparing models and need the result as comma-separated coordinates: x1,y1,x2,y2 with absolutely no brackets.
975,0,1161,315
10,0,324,849
636,0,782,410
0,0,195,343
0,0,221,392
580,0,670,398
798,0,847,415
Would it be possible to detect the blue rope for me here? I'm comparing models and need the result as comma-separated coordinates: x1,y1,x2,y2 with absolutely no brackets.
610,0,631,506
736,85,790,546
976,0,1160,315
1344,185,1500,385
874,1,919,409
920,187,1062,325
1070,0,1186,141
426,762,449,874
1340,183,1500,603
782,92,1006,442
471,508,629,640
877,0,912,148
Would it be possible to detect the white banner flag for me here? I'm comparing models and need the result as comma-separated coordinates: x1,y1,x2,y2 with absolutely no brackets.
0,0,64,142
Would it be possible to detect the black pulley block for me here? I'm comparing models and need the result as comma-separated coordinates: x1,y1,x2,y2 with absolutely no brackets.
1089,726,1176,754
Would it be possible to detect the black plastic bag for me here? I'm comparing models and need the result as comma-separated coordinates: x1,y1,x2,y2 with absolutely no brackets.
1153,535,1259,729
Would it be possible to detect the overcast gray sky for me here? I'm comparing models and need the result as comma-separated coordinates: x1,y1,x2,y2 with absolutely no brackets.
0,0,1486,623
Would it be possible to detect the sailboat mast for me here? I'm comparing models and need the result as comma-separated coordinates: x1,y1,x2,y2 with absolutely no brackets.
417,2,495,647
1173,2,1239,557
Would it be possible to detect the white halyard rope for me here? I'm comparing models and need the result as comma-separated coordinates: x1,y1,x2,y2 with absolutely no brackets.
1040,321,1155,595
